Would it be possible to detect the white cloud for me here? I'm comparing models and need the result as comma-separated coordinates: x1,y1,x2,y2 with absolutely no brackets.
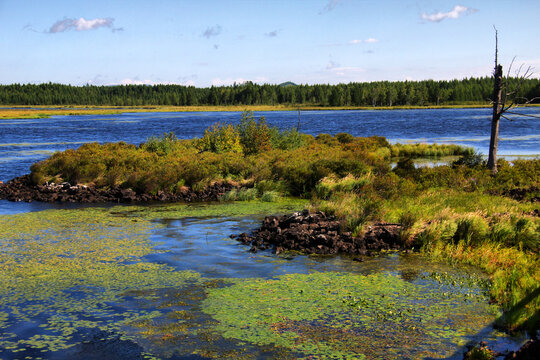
326,65,366,76
180,80,197,87
421,5,476,23
118,78,195,86
48,17,115,33
211,77,269,86
203,25,222,39
349,38,379,44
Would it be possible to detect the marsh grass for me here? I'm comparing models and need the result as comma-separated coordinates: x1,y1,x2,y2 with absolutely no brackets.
261,191,281,202
0,104,506,120
391,143,474,158
313,172,538,332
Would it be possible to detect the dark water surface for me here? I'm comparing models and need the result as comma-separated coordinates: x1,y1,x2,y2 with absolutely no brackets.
1,107,539,182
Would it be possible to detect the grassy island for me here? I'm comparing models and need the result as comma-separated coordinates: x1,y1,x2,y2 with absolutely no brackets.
24,111,540,333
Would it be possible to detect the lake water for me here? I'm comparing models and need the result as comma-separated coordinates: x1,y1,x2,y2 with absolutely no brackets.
0,107,539,182
0,108,535,359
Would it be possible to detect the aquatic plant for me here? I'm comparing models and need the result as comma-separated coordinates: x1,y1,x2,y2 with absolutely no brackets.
0,200,310,358
0,208,201,356
202,271,498,359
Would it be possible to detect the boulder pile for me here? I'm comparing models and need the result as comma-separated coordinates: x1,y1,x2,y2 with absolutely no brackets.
0,175,235,203
232,209,404,255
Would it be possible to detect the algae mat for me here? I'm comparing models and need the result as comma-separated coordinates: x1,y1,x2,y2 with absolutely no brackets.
202,271,498,359
0,204,515,359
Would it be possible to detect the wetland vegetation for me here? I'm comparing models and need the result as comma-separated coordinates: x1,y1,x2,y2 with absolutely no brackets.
0,203,521,359
0,110,538,359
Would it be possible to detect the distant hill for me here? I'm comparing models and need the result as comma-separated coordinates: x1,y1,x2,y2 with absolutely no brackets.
279,81,297,87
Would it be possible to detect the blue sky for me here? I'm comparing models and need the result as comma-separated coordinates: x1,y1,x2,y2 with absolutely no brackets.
1,0,539,86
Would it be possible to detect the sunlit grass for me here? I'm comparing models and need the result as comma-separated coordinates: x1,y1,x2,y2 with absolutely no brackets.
382,189,536,222
0,103,509,119
315,185,539,332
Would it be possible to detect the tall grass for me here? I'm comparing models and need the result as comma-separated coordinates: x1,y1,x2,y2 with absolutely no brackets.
391,143,474,158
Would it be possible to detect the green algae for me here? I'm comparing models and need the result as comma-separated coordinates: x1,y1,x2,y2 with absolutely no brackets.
0,200,308,358
0,207,200,356
201,271,501,359
107,198,308,220
0,201,513,359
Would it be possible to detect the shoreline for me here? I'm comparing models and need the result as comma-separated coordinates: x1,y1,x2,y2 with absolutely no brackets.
2,103,539,120
0,175,237,204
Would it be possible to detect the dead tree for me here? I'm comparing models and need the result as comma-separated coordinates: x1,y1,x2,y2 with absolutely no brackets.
487,31,503,172
487,29,537,173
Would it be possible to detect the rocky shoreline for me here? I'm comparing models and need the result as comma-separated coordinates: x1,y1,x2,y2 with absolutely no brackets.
0,175,235,203
231,209,405,255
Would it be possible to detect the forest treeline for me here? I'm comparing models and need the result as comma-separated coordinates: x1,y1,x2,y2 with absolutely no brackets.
1,77,539,107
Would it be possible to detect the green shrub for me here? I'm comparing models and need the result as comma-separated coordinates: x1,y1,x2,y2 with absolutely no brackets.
236,188,258,201
315,133,336,146
490,221,515,244
142,132,178,155
335,132,354,144
391,143,473,158
197,122,242,154
255,180,287,196
514,218,539,251
269,127,304,150
417,219,458,250
399,211,418,230
261,191,280,202
220,189,238,201
236,111,271,155
452,151,485,168
372,173,415,199
314,174,370,200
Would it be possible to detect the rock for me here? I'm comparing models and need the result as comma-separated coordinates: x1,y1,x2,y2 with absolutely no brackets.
232,211,405,255
0,175,239,204
60,181,71,189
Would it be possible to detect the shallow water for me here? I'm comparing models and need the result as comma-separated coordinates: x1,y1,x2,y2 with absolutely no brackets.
1,108,539,182
0,205,527,359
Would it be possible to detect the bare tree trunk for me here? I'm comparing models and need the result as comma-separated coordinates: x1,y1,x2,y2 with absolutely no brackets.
487,64,503,173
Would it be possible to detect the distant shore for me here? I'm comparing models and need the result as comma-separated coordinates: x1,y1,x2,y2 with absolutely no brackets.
4,103,539,120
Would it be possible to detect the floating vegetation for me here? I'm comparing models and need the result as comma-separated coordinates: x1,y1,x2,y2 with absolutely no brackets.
0,208,200,357
0,204,519,359
202,272,501,359
107,198,308,220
